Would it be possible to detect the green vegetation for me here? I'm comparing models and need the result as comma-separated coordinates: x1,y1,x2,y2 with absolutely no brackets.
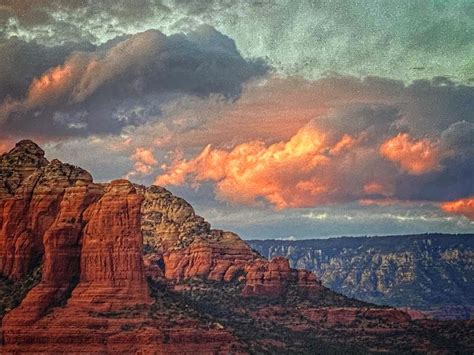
0,265,41,320
147,277,385,354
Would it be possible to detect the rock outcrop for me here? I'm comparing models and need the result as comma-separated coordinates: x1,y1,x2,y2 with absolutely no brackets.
141,185,258,282
140,185,212,252
2,179,103,325
243,257,320,297
140,185,320,297
66,179,151,310
0,140,49,199
0,144,93,280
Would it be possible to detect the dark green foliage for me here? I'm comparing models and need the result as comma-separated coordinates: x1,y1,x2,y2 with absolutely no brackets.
0,265,42,320
147,277,368,354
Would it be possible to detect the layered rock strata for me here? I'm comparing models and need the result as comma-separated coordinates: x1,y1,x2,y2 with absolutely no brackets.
243,257,320,297
140,185,321,297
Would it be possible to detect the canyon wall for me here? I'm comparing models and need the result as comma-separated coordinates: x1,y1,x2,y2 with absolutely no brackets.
250,234,474,319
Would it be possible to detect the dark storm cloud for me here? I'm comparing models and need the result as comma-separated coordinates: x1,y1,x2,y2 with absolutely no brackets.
0,25,268,137
0,37,95,100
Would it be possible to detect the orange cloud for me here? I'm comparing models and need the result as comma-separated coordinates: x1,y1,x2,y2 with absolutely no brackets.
133,148,157,166
127,147,158,177
27,63,74,107
0,139,13,154
156,125,376,209
363,181,393,196
330,134,355,155
440,197,474,220
153,78,330,151
380,133,442,175
0,31,164,122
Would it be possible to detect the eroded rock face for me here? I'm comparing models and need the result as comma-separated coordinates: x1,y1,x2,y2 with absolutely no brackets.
2,181,104,325
0,140,49,199
0,140,49,279
243,257,321,297
0,154,93,280
70,179,151,310
141,185,258,282
140,185,212,252
140,185,322,296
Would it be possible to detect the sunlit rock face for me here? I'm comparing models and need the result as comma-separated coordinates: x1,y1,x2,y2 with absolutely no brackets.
139,185,322,297
0,141,92,280
242,257,320,297
0,140,322,352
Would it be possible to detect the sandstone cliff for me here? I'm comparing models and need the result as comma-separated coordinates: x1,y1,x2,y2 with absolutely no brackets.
140,185,319,296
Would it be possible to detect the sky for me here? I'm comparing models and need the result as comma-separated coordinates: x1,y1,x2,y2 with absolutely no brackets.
0,0,473,239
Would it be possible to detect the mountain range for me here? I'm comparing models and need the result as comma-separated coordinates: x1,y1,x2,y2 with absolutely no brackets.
249,234,474,320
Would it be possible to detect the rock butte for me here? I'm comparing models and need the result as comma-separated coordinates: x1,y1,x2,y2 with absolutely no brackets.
1,140,472,353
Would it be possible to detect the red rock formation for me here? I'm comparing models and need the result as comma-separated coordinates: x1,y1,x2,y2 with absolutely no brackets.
1,140,470,354
2,181,104,325
0,156,93,280
163,231,256,282
140,186,321,296
0,141,45,279
2,178,239,352
242,257,320,297
69,179,151,310
141,185,258,282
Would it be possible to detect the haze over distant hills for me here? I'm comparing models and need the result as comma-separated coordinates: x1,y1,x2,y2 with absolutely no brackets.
250,234,474,320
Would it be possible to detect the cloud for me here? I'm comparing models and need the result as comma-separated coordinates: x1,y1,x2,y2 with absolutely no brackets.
153,76,473,209
0,0,169,44
143,75,474,153
127,147,158,177
0,37,94,102
2,1,472,83
440,197,474,220
380,133,443,175
156,123,391,209
0,25,267,138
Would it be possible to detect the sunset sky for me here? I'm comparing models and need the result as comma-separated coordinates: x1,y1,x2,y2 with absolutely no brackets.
0,1,473,238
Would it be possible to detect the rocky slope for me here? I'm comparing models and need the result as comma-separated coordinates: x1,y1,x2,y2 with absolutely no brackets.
0,140,473,353
249,234,474,319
